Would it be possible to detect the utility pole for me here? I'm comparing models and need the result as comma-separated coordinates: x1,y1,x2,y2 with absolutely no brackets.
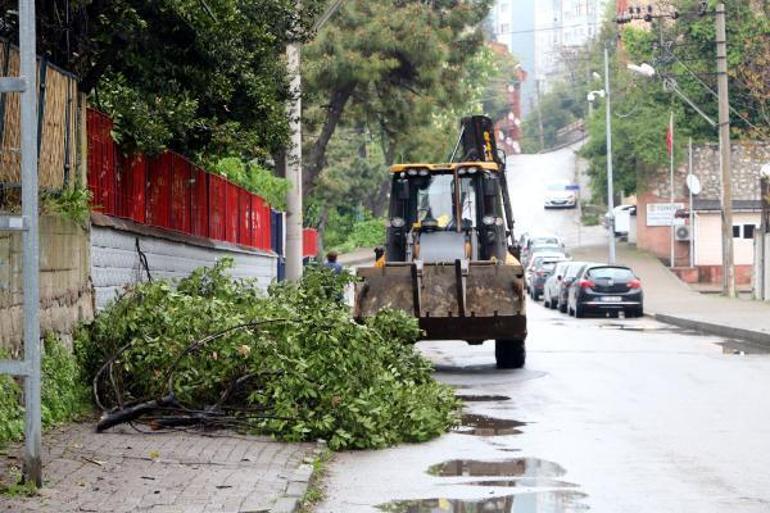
284,37,303,282
716,3,735,297
604,45,616,265
536,78,545,151
688,137,695,268
668,111,675,269
284,0,346,281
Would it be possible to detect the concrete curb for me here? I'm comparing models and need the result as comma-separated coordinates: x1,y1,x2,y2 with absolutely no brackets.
651,312,770,346
270,440,328,513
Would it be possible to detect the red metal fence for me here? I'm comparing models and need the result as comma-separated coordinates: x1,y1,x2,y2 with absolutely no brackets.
87,109,273,252
303,228,319,258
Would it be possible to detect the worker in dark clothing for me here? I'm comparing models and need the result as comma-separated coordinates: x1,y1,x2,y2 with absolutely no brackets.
324,251,343,275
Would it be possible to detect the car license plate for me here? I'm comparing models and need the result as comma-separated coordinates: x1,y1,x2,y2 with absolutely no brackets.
601,296,622,302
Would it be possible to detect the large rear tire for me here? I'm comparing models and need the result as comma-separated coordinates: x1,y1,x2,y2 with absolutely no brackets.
495,339,526,369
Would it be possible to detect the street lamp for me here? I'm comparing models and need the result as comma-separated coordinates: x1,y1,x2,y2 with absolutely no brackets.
627,62,716,127
586,89,605,102
626,63,655,78
586,89,604,119
586,45,616,265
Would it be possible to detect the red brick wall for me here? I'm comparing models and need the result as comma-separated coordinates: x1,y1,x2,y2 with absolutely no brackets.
694,265,753,285
635,191,690,267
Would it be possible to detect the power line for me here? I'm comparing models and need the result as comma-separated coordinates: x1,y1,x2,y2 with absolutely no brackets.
494,21,601,37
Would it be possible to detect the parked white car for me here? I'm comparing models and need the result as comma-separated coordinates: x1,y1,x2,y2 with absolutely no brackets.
604,204,636,236
544,261,571,310
544,181,578,209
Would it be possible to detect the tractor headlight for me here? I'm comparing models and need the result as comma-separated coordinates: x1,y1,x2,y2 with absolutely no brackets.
482,215,495,226
418,169,429,176
407,168,418,176
457,168,467,176
390,217,405,228
467,167,479,175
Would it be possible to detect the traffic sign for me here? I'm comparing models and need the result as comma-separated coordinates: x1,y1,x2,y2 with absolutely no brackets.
686,174,701,195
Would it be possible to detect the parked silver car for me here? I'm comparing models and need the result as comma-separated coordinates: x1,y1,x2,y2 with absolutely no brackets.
543,261,571,310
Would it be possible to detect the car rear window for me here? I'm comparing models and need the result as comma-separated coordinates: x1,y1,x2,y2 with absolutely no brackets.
534,238,559,245
587,267,635,280
541,263,556,272
565,264,584,278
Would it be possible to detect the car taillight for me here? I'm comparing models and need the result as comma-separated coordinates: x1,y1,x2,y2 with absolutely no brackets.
629,278,641,289
578,279,595,289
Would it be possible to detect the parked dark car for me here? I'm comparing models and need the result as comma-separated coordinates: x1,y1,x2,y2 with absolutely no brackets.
567,264,644,318
556,261,592,313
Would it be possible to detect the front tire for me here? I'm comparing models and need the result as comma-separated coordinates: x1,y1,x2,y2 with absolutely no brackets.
495,339,526,369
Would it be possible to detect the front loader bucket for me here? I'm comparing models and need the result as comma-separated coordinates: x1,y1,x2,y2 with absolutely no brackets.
355,261,526,343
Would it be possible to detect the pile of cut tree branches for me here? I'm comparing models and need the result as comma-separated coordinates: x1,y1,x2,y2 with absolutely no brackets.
76,260,458,450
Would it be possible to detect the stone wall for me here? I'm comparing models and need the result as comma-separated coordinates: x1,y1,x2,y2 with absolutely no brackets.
636,141,769,271
0,216,93,353
646,141,770,201
91,215,277,310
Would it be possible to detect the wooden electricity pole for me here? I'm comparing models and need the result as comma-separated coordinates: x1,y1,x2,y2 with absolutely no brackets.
716,3,736,297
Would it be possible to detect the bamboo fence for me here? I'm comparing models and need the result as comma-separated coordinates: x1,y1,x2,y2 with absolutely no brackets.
0,39,79,198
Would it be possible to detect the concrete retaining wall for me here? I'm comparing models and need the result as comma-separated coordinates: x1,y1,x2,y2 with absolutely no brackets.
91,215,277,310
0,216,93,353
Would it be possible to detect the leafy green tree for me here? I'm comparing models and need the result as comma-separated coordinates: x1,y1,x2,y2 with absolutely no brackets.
302,0,493,196
555,0,769,202
3,0,326,161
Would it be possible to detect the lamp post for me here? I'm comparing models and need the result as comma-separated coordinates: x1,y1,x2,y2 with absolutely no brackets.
587,78,614,265
603,46,616,264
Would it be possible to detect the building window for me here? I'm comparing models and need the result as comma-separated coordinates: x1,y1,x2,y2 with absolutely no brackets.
744,224,756,239
499,23,509,34
732,225,741,238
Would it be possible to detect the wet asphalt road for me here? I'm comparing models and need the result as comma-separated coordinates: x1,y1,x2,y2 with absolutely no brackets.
317,305,770,512
320,148,770,512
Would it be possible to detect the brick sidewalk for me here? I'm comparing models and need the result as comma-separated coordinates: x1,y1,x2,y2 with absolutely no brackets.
0,422,315,513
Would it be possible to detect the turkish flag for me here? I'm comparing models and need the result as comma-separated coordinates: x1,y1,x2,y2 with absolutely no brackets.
666,113,674,156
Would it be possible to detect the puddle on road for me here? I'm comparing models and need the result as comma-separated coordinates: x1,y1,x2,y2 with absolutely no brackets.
454,414,525,436
379,459,587,512
597,322,702,336
377,491,589,512
467,477,579,488
719,340,770,355
456,394,512,402
427,458,566,478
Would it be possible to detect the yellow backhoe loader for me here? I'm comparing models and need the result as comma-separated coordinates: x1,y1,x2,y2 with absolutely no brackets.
354,116,527,368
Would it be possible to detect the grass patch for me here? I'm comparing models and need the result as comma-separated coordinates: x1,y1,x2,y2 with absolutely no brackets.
580,202,604,227
298,448,333,513
0,465,39,498
0,335,91,450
